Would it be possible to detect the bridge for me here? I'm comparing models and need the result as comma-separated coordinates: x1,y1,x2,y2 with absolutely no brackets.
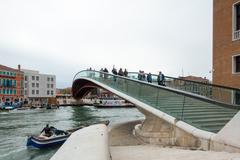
72,70,240,152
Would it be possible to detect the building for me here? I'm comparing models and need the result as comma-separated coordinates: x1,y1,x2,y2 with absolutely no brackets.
179,76,210,84
0,64,24,103
22,69,56,106
56,94,75,105
213,0,240,88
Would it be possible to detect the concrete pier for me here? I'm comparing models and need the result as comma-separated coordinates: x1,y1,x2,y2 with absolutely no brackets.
110,120,240,160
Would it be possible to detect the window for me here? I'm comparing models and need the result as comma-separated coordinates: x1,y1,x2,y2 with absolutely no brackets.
47,90,50,95
51,84,53,88
51,77,54,81
47,77,50,81
25,76,28,81
10,89,12,94
3,89,6,94
6,79,10,87
32,83,35,87
36,83,39,88
47,84,50,88
3,79,6,87
233,3,240,40
14,89,16,95
9,80,12,87
32,76,35,80
36,90,39,95
51,90,54,95
14,80,16,87
233,55,240,73
236,4,240,31
32,90,35,95
36,76,39,81
25,83,27,88
24,90,27,95
0,89,1,94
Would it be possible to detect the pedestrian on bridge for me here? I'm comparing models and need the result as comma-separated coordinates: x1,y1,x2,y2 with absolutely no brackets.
118,68,124,76
123,69,128,77
147,73,152,83
157,71,165,86
103,68,109,79
112,66,117,81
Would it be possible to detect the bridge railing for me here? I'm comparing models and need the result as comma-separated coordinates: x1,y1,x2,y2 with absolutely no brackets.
128,72,240,106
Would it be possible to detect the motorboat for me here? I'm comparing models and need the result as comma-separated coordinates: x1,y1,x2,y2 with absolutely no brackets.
27,120,110,149
94,99,135,108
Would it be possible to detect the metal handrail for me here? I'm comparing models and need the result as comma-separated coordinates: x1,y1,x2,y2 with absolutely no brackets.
128,72,240,91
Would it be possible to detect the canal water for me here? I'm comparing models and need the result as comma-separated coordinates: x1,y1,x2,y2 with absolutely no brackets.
0,106,144,160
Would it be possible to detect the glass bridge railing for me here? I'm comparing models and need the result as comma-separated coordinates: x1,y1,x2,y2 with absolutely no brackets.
128,72,240,106
73,70,239,133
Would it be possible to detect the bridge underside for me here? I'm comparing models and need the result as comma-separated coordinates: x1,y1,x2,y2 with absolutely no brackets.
72,79,104,99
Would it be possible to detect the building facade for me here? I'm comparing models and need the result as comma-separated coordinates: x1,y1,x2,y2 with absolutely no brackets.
0,65,24,103
22,69,56,106
213,0,240,88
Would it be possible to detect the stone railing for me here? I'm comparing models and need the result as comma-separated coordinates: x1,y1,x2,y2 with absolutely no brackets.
233,30,240,41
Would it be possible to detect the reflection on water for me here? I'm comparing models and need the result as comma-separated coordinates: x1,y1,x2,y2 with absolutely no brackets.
0,106,143,160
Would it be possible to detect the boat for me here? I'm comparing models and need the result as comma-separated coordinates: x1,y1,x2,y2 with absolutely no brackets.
27,120,110,149
1,102,15,110
27,133,71,148
94,99,135,108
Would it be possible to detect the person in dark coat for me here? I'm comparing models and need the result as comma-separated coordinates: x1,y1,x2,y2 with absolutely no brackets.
138,70,142,80
147,73,152,83
103,68,108,79
112,67,117,81
123,69,128,77
118,68,124,76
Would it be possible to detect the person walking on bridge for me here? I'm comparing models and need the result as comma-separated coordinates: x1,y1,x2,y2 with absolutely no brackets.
103,68,108,79
147,73,152,83
112,66,117,81
118,68,124,76
157,71,165,86
123,69,128,77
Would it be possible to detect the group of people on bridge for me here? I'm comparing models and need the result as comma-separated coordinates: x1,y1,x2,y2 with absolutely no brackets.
87,67,165,86
138,70,165,86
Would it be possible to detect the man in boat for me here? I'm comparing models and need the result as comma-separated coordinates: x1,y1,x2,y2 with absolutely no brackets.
41,124,52,137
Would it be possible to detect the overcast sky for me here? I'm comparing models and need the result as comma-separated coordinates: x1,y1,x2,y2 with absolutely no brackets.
0,0,213,88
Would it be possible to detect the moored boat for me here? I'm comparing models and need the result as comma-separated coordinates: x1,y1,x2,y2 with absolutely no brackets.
94,99,135,108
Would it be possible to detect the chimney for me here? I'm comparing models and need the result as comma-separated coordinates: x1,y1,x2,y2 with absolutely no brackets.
18,64,21,71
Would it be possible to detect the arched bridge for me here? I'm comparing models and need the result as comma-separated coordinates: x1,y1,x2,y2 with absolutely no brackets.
72,70,240,151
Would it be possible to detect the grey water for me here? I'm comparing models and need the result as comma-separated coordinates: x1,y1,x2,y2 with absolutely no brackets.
0,106,144,160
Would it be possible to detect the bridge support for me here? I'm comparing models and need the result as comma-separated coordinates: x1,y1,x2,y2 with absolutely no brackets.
134,108,200,148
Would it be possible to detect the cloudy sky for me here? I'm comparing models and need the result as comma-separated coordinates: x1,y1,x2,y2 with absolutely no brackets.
0,0,213,88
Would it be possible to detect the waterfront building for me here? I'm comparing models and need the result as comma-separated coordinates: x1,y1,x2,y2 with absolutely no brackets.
179,76,210,83
213,0,240,88
22,69,56,106
0,64,24,103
